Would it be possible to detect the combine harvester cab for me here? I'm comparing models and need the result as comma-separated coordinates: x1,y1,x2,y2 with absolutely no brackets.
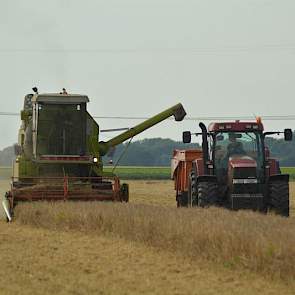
172,119,293,217
4,90,186,220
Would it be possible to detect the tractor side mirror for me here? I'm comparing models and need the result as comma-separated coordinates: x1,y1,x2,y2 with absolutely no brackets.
284,129,293,141
182,131,191,143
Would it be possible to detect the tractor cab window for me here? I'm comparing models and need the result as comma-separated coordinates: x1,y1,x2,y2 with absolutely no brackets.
214,131,263,170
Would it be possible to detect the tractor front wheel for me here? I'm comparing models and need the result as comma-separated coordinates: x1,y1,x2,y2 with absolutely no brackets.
268,181,289,217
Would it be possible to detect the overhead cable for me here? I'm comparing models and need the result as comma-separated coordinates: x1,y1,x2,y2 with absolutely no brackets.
1,111,295,121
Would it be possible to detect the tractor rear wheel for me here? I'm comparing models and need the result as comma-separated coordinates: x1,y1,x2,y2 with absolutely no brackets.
268,181,289,217
188,170,218,207
197,181,218,208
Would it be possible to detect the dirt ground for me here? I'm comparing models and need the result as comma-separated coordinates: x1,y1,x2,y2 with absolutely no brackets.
0,180,294,294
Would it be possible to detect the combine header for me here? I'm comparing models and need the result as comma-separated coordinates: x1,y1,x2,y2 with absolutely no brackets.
172,119,293,216
3,89,186,220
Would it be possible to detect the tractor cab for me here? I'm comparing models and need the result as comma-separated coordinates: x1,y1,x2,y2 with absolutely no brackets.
179,119,292,216
208,121,265,185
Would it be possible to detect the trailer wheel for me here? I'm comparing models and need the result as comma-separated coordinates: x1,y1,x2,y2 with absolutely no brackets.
176,192,188,207
189,171,198,206
187,171,197,207
268,181,289,217
197,181,218,208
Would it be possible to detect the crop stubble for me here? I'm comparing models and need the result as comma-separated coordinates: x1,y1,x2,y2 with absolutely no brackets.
0,180,295,294
15,181,295,279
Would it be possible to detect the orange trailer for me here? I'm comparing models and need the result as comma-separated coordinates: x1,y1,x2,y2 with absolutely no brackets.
171,149,202,207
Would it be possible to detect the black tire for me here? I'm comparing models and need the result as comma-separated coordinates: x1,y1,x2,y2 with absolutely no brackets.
197,181,218,207
120,183,129,202
188,170,218,207
187,171,197,207
268,181,289,217
176,192,188,207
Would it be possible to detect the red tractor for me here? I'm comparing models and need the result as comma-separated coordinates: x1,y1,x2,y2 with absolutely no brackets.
171,120,293,216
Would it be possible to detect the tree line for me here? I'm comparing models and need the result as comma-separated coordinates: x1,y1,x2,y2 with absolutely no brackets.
0,135,294,166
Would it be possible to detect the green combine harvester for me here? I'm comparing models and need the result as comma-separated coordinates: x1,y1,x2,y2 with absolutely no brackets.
3,89,186,220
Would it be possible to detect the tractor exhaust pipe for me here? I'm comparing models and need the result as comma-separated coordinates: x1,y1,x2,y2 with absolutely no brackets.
199,122,209,175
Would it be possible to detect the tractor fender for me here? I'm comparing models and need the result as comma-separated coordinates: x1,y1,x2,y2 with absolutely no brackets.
192,159,205,176
268,174,289,183
268,158,281,175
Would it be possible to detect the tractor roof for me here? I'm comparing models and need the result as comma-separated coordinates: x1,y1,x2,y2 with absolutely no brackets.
33,93,89,104
208,121,264,132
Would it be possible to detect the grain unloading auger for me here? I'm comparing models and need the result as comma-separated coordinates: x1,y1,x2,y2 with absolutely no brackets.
3,90,186,220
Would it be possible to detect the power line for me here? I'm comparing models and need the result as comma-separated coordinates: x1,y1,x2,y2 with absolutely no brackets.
1,111,295,121
0,44,295,54
93,115,295,121
0,112,19,116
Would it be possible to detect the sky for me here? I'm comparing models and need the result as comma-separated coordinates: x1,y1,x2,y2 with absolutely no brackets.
0,0,295,149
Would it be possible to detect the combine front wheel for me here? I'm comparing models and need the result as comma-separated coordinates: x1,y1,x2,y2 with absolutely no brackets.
120,183,129,202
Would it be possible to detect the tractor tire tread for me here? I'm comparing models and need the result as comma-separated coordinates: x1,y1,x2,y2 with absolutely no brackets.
197,182,218,207
269,181,289,217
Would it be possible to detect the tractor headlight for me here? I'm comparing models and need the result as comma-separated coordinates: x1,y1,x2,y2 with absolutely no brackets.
93,157,98,163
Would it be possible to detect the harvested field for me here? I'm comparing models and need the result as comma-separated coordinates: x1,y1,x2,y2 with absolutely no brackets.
15,200,295,280
1,223,295,295
129,180,175,206
0,180,295,294
290,181,295,216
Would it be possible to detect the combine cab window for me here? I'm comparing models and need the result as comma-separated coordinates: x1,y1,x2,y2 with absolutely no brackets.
36,103,87,155
24,94,33,110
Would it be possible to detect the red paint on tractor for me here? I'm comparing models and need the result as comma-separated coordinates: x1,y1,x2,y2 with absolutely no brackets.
228,156,257,168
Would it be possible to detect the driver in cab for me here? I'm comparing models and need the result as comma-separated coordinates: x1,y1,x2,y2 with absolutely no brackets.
227,133,246,157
